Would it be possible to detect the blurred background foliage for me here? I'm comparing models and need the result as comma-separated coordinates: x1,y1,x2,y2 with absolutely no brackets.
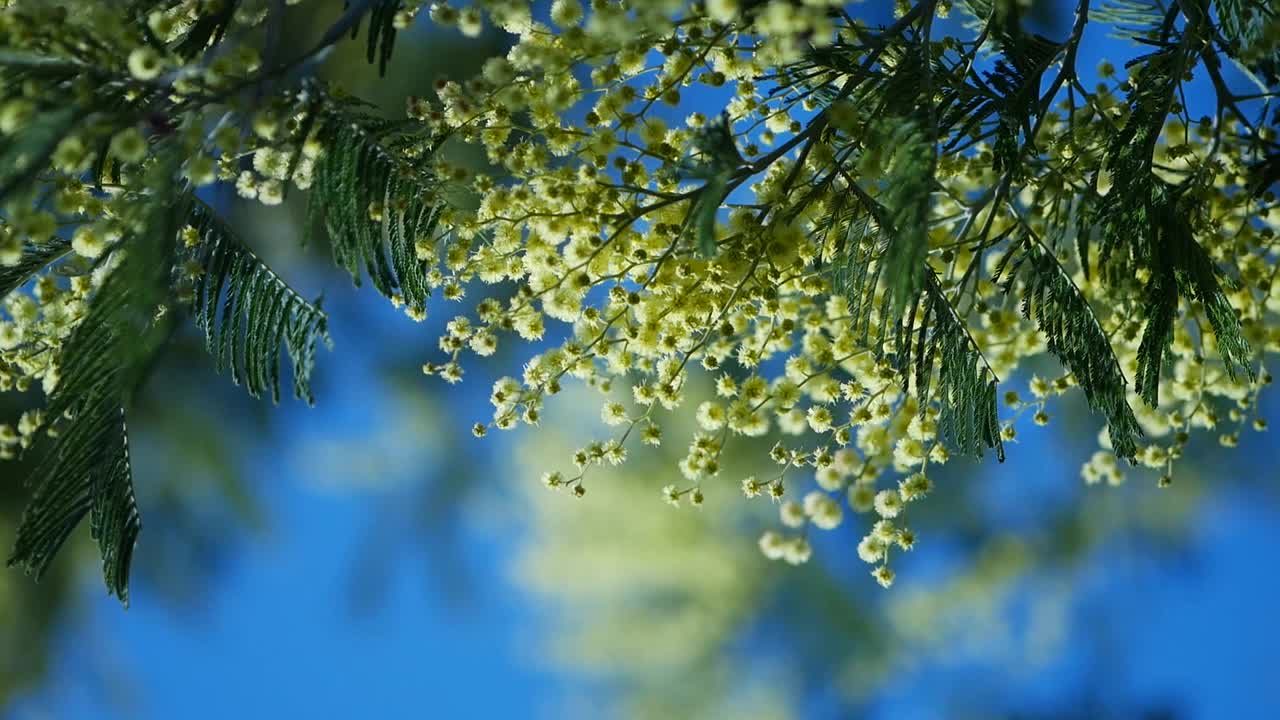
1,3,1278,719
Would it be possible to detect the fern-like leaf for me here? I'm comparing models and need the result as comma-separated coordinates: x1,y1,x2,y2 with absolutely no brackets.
186,201,330,405
1214,0,1280,83
945,0,1064,172
9,155,186,603
1127,184,1253,405
1095,0,1173,41
10,390,139,602
8,218,178,603
998,237,1143,460
835,183,1003,460
1095,44,1186,281
918,275,1005,461
308,98,442,312
1133,276,1178,407
0,236,70,299
825,199,883,345
352,0,403,77
1158,191,1254,383
877,119,934,320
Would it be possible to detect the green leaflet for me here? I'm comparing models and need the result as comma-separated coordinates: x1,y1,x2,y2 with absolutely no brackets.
918,276,1004,462
1126,184,1253,406
0,237,71,299
8,174,332,602
186,201,331,405
876,119,934,321
831,185,1003,462
308,105,442,311
357,0,404,77
997,238,1143,460
1213,0,1280,83
824,198,882,345
8,175,184,604
1134,276,1179,408
1094,0,1178,39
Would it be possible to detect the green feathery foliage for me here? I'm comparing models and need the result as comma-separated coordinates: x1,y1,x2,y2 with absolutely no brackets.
1142,185,1253,390
349,0,404,77
1213,0,1279,82
832,186,1004,462
5,155,332,601
8,166,185,603
1098,177,1255,406
1094,0,1177,39
307,95,442,312
825,199,882,347
821,29,1005,463
11,394,138,601
907,275,1004,461
875,119,934,321
0,236,69,299
944,3,1064,175
185,201,331,406
997,236,1143,460
1085,16,1255,406
1096,44,1186,269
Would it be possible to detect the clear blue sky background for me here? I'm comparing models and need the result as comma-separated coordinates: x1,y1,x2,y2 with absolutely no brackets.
8,2,1280,718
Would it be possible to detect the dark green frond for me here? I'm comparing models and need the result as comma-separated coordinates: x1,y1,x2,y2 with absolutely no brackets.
356,1,404,77
307,1,404,77
0,236,71,299
919,276,1004,461
1000,238,1143,460
1159,192,1254,382
308,100,443,312
173,0,241,57
1134,276,1178,407
876,119,934,320
1214,0,1280,82
825,198,883,346
10,389,138,603
1096,45,1187,279
938,26,1062,173
185,201,331,405
8,247,171,604
9,157,185,604
1128,184,1253,405
832,179,1002,461
1086,24,1253,405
